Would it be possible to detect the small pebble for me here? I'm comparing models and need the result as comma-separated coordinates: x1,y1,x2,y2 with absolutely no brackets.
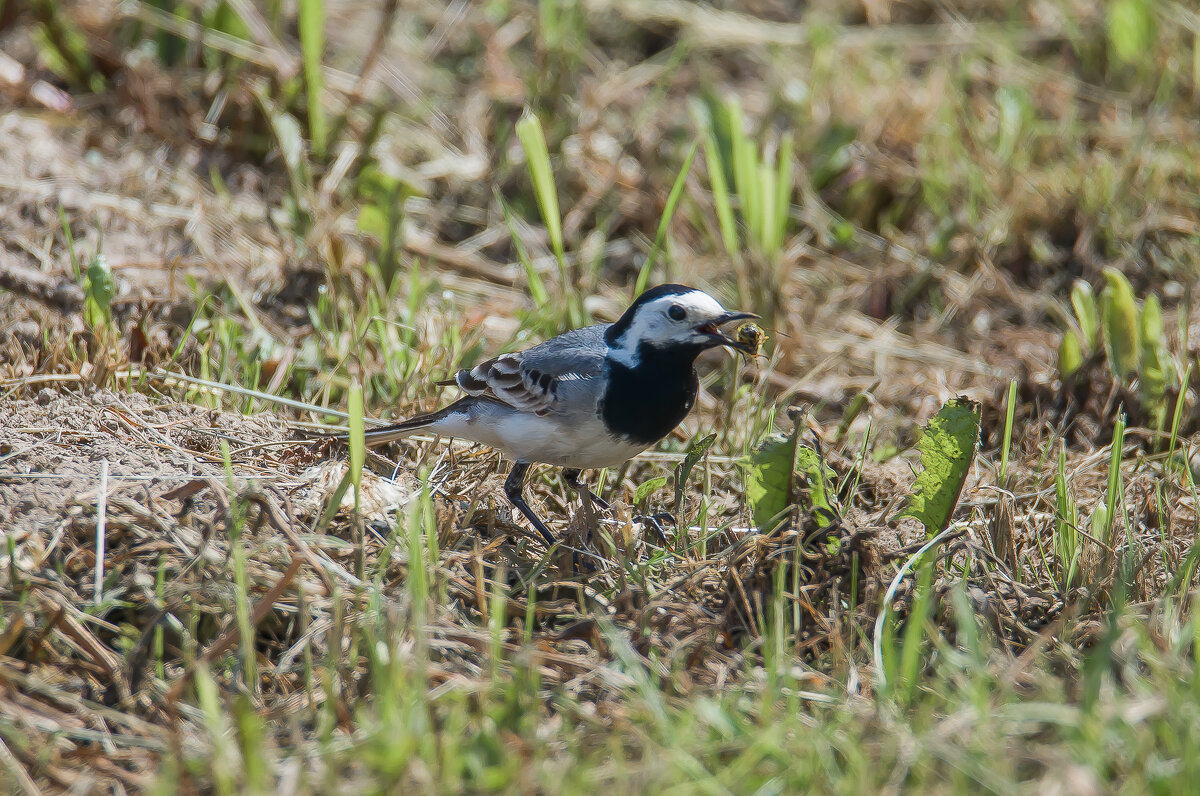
36,387,54,405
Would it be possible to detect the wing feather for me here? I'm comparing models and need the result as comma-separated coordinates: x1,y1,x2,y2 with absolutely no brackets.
449,325,608,416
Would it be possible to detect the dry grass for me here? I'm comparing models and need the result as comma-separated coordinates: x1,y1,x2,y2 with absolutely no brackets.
2,0,1200,791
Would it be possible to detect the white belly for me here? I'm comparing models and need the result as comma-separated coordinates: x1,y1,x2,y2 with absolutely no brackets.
427,405,648,468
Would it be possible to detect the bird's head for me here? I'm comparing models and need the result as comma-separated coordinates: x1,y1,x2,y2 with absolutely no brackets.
605,284,758,365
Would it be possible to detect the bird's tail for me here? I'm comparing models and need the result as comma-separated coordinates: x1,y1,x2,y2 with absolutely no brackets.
310,398,470,447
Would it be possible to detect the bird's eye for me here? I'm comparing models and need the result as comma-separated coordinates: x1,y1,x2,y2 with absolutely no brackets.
667,304,687,321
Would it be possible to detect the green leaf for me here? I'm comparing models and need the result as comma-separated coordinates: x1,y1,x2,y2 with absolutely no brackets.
1100,268,1140,380
634,476,669,506
891,397,981,536
84,253,114,328
742,428,800,532
1071,279,1100,350
1107,0,1156,68
1058,330,1085,379
795,445,837,527
674,432,717,520
1139,294,1172,420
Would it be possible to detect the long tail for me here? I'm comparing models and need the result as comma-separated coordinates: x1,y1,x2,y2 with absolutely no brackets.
313,398,471,447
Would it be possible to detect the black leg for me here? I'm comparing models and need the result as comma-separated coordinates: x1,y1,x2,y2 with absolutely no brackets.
562,468,610,510
504,462,557,546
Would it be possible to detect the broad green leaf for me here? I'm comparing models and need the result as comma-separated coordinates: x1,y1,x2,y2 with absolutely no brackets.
742,428,800,532
891,397,981,536
795,445,837,527
1100,268,1139,380
634,476,669,506
1058,330,1084,379
1071,279,1100,350
674,432,717,520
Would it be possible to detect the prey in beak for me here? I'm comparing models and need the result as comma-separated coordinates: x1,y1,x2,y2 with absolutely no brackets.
697,311,760,353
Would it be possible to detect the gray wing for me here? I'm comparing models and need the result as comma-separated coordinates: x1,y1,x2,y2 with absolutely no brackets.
453,325,609,416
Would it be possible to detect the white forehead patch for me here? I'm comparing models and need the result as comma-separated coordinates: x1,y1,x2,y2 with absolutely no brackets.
647,290,726,319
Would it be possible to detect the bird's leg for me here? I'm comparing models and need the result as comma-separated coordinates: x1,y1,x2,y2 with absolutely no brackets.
562,468,610,510
504,462,557,546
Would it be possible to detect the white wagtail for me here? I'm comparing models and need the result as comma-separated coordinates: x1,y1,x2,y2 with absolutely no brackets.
348,284,757,544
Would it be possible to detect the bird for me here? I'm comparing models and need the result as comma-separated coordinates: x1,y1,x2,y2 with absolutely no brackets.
344,284,757,545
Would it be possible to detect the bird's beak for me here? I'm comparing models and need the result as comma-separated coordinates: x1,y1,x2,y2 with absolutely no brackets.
696,310,760,352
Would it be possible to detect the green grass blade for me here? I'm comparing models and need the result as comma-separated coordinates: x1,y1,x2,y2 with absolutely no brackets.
703,133,739,259
674,431,717,525
1168,363,1192,467
771,130,794,257
495,188,548,305
515,110,564,268
1104,411,1126,547
348,379,364,506
298,0,327,158
640,138,700,292
757,158,777,258
899,559,936,702
999,379,1018,484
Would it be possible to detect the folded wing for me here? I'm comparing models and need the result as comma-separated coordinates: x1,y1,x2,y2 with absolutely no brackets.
453,325,608,416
